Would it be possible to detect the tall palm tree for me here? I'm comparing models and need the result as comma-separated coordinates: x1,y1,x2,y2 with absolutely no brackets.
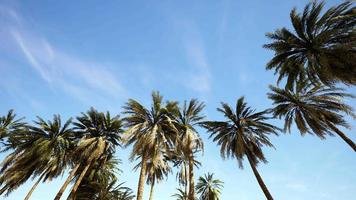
264,1,356,89
268,82,356,151
122,91,177,200
0,115,74,199
173,99,205,200
0,110,26,151
201,97,279,200
54,108,123,200
196,173,224,200
171,188,188,200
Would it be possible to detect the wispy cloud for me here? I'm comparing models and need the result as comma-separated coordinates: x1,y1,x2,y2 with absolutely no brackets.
0,6,126,104
180,21,212,93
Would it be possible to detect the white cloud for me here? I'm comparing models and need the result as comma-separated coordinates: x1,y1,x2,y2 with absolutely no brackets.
1,6,126,103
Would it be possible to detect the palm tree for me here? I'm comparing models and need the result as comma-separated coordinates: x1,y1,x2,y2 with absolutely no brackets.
0,115,74,199
201,97,279,200
122,91,177,200
264,1,356,89
268,82,356,151
173,99,205,200
144,149,171,200
74,158,122,200
172,188,188,200
171,152,189,199
0,110,26,151
196,173,223,200
54,108,123,200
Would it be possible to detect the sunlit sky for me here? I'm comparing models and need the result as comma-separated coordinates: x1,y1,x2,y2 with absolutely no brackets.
1,0,355,200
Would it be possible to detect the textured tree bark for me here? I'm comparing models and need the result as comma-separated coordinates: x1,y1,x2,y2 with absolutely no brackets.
24,172,46,200
184,163,188,199
327,121,356,152
188,149,195,200
66,160,93,200
136,152,148,200
54,164,80,200
148,181,155,200
246,152,274,200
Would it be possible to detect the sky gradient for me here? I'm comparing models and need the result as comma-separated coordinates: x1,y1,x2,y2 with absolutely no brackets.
1,0,355,200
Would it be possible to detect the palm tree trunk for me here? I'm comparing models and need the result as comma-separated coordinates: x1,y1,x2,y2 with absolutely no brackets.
188,149,195,200
24,172,46,200
67,160,93,200
54,164,80,200
136,152,148,200
327,121,356,152
148,181,155,200
246,152,274,200
184,163,188,200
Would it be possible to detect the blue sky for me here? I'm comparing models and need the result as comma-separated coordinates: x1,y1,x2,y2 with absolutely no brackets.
1,0,355,199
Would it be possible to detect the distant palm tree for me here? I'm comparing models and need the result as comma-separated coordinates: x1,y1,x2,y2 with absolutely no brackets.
141,149,171,200
201,97,279,200
0,110,26,151
196,173,223,200
268,82,356,151
122,91,177,200
55,108,123,200
264,1,356,88
171,188,188,200
0,115,74,199
173,99,205,200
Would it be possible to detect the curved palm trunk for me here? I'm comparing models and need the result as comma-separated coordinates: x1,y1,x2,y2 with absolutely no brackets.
24,172,46,200
136,153,148,200
54,164,80,200
327,121,356,152
188,149,195,200
148,181,155,200
67,160,93,200
246,152,274,200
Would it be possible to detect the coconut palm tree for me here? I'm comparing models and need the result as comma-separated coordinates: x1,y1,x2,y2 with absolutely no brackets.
0,110,26,152
196,173,223,200
0,115,74,199
74,157,121,200
140,149,171,200
55,108,123,200
122,91,178,200
268,81,356,151
172,188,188,200
264,1,356,89
201,97,279,200
173,99,205,200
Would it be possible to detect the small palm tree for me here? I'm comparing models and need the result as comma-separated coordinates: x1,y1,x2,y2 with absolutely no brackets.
0,115,74,199
268,82,356,151
122,91,177,200
0,110,26,151
55,108,123,200
201,97,279,200
264,1,356,88
196,173,224,200
172,188,188,200
173,99,205,200
144,149,171,200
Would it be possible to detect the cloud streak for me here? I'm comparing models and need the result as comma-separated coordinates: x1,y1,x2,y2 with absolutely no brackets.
1,6,126,104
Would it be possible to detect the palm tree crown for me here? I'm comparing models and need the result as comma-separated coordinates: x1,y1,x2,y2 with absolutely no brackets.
264,1,356,88
268,81,356,151
201,97,279,200
196,173,223,200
